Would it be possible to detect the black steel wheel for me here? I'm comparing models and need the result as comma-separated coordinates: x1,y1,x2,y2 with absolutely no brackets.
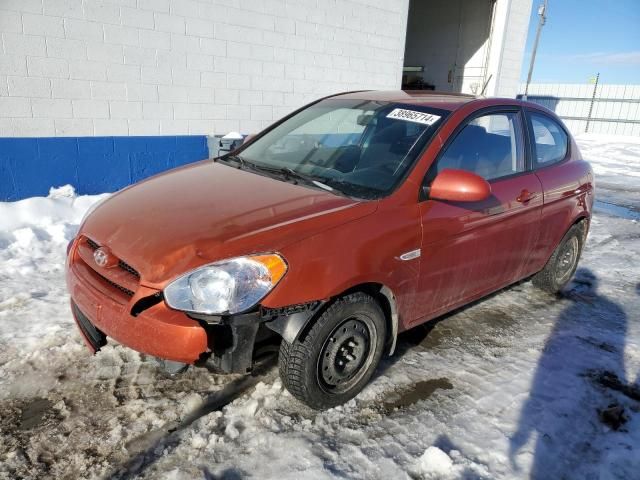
279,292,386,410
533,221,586,293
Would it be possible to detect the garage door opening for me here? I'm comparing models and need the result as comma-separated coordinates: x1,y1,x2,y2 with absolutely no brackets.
402,0,496,95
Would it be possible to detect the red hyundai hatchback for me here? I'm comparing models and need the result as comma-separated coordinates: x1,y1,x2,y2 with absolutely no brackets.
67,91,594,409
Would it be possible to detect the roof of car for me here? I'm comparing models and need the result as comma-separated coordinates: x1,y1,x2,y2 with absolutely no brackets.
333,90,485,112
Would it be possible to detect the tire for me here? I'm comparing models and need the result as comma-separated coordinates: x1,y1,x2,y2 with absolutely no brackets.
279,292,386,410
532,222,585,293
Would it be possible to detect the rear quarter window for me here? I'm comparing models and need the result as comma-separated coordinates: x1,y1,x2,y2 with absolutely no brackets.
529,113,568,166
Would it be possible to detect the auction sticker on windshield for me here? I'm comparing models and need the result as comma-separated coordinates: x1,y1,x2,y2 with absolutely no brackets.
386,108,441,126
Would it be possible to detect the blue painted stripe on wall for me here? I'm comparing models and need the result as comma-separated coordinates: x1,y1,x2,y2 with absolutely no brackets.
0,136,209,201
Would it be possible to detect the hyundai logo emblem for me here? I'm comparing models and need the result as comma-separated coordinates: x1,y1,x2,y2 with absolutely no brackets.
93,247,110,268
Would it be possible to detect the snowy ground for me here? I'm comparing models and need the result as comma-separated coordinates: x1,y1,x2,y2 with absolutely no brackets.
1,135,639,480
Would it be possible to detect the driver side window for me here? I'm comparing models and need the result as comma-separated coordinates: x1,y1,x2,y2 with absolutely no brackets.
437,111,526,181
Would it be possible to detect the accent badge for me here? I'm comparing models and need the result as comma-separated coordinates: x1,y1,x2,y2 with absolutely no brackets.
93,247,111,268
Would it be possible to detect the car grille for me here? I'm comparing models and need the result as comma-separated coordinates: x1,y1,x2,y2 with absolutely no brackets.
86,238,140,279
78,236,140,299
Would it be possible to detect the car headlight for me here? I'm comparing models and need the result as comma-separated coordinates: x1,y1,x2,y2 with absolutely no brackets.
164,254,287,315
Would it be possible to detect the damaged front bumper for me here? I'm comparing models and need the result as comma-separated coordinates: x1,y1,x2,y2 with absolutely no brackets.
66,236,323,374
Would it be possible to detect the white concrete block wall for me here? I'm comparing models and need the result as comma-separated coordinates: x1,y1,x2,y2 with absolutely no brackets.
0,0,409,137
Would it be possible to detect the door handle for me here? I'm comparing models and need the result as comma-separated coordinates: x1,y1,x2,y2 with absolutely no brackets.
517,190,538,203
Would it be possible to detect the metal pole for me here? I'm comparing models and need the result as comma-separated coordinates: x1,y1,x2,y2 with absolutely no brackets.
523,0,548,100
585,72,600,133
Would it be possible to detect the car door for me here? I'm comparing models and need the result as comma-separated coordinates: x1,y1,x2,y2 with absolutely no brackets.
410,108,544,325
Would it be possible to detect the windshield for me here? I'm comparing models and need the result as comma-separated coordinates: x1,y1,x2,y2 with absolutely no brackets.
229,98,448,199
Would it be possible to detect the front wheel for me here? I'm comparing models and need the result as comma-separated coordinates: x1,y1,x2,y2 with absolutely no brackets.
532,222,585,293
279,292,386,410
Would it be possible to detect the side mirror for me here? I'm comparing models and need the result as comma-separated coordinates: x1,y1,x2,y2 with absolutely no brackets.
428,169,491,202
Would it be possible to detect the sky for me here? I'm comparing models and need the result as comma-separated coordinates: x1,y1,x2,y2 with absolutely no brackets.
520,0,640,84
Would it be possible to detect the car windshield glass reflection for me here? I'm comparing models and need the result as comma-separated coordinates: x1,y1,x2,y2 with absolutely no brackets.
228,99,448,199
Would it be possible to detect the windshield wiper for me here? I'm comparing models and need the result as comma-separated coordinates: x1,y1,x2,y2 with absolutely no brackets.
277,167,335,192
218,154,252,170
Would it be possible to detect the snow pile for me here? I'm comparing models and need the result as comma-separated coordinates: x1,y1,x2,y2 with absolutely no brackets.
1,136,639,479
0,186,107,359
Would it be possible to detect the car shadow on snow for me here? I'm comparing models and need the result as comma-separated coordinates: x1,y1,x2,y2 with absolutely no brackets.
509,268,636,478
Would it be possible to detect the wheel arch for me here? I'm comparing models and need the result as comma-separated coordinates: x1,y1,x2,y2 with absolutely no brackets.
270,282,400,356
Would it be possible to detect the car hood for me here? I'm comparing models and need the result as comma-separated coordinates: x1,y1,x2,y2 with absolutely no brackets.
80,161,377,286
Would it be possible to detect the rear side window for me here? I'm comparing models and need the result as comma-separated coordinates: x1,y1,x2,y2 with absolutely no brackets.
529,113,568,166
436,111,525,181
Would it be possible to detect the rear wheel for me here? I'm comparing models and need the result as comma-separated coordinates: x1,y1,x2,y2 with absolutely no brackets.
279,292,386,410
532,222,585,293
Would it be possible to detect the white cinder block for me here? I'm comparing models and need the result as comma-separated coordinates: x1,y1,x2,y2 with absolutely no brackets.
22,13,65,37
186,18,214,38
3,33,47,57
140,29,171,50
64,18,104,42
173,102,201,119
3,0,42,14
156,50,186,69
126,82,158,102
6,118,55,136
214,88,239,105
142,101,173,119
87,42,124,64
250,105,271,121
72,99,109,118
109,100,143,119
47,37,88,60
186,53,214,71
51,78,91,99
129,118,160,134
227,74,250,90
226,104,250,119
123,46,157,66
201,103,226,119
154,13,185,34
0,97,32,117
0,55,28,76
141,66,172,85
70,60,107,81
94,119,129,135
104,24,140,46
43,0,84,19
0,10,22,33
27,57,70,79
84,0,121,24
8,76,51,98
0,75,7,96
200,38,226,56
189,119,216,134
172,69,200,87
91,80,127,100
107,64,140,82
138,0,169,13
121,7,155,29
187,87,213,103
160,118,189,134
158,85,188,102
170,34,200,53
201,71,226,88
55,118,94,135
238,89,262,105
32,98,73,118
169,0,200,18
